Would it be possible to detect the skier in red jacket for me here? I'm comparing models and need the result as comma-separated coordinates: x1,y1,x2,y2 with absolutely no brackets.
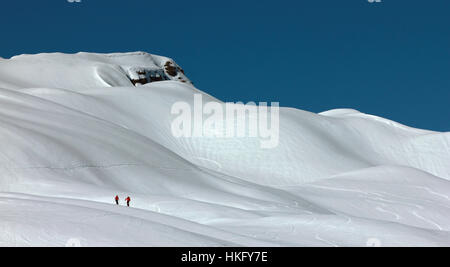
125,196,131,207
115,195,119,205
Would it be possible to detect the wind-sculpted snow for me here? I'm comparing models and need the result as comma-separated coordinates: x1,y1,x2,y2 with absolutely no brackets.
0,52,449,246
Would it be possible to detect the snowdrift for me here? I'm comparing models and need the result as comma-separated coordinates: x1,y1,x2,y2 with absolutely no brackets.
0,52,449,246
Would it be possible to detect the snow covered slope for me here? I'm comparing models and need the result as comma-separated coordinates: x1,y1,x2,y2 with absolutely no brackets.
0,52,449,247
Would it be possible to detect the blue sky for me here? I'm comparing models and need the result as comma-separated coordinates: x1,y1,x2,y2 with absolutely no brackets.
1,0,449,131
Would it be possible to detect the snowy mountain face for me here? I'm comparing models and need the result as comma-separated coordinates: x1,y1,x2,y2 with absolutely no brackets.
0,52,449,247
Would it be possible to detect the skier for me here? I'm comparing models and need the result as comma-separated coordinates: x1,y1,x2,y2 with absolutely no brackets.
115,195,119,205
125,196,131,207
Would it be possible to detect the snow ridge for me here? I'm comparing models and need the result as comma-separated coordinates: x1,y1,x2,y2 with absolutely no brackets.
0,52,449,247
